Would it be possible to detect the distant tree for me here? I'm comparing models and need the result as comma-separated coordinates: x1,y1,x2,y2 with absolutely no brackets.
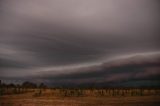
0,80,1,87
39,83,47,89
16,84,21,94
8,83,16,88
22,81,37,88
0,80,2,95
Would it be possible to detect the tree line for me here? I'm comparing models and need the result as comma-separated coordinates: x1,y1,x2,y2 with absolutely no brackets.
0,80,47,96
57,88,160,97
1,80,160,97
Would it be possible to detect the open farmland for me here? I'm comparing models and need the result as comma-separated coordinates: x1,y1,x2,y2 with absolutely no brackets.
0,88,160,106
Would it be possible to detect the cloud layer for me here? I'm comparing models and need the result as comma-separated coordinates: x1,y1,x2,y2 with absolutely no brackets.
0,0,160,86
29,52,160,87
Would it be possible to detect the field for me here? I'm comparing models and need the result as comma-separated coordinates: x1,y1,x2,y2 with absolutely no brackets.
0,88,160,106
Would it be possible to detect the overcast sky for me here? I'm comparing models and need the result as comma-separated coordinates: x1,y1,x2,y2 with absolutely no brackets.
0,0,160,84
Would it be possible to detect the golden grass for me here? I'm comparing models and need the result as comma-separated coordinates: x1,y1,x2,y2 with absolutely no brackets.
0,88,160,106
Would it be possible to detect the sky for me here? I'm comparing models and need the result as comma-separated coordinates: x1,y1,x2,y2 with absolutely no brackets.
0,0,160,86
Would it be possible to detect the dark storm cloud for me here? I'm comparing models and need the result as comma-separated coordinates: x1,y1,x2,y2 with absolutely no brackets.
0,0,160,81
32,52,160,87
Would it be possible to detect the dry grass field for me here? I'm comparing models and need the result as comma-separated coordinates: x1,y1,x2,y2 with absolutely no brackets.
0,88,160,106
